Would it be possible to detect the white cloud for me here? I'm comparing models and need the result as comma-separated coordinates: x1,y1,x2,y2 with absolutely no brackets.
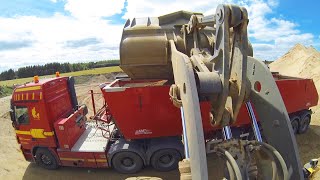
0,0,318,72
267,0,278,7
252,43,274,51
252,32,314,60
0,13,123,71
64,0,125,19
246,2,299,42
275,34,313,47
122,0,316,61
123,0,233,19
240,0,315,60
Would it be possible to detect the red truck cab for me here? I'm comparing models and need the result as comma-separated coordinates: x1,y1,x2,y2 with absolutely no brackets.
11,76,73,149
9,76,99,169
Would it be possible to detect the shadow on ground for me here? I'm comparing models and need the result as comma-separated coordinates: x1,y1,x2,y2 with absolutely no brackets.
21,125,320,180
22,154,227,180
296,125,320,164
23,163,179,180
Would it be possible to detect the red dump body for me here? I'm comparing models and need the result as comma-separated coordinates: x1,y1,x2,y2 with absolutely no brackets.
101,76,318,140
274,75,318,114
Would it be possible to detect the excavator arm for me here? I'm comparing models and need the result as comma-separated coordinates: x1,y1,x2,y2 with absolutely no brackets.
169,40,208,179
169,4,303,180
119,4,304,179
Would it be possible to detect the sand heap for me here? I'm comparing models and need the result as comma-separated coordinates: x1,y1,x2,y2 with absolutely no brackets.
269,44,320,91
269,44,320,78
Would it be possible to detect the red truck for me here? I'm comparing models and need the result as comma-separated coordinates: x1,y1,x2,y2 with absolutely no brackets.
9,73,318,173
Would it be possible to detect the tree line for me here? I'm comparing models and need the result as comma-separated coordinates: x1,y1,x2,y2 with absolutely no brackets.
0,60,120,81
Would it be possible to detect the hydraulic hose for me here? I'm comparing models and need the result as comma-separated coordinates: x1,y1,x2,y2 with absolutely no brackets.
250,141,289,180
215,147,243,180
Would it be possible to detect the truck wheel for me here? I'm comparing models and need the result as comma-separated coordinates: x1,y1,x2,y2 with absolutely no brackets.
290,117,300,134
112,151,143,174
298,114,311,134
151,149,181,171
35,148,59,170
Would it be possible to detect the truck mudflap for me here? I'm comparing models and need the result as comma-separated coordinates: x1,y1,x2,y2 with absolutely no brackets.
247,56,303,179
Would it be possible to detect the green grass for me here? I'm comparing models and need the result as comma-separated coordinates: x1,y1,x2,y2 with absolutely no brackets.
0,66,122,87
0,86,14,98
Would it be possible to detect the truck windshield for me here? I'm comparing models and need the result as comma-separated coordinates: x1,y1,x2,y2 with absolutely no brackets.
14,106,29,125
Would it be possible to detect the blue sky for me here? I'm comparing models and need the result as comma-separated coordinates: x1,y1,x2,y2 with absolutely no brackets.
0,0,319,72
276,0,320,36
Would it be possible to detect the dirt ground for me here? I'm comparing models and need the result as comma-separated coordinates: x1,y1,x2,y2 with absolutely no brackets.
1,74,320,180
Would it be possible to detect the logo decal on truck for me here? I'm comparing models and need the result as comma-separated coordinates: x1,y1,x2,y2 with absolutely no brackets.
135,129,152,135
32,107,40,120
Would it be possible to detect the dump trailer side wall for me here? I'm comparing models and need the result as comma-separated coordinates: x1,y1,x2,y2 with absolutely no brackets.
103,83,183,139
276,79,318,113
102,77,318,140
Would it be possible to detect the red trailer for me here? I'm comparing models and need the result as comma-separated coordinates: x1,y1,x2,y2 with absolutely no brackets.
101,74,318,139
9,73,318,173
274,73,318,134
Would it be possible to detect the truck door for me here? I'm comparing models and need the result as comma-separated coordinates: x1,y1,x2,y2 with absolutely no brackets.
12,103,33,149
12,100,57,149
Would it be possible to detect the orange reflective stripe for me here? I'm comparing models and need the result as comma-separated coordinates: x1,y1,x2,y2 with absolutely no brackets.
60,158,84,161
87,159,107,163
95,159,107,163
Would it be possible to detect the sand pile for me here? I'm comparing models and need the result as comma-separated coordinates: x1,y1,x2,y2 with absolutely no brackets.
270,43,320,122
269,43,320,91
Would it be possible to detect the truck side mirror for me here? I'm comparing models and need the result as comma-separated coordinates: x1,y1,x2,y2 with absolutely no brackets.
9,109,18,129
9,109,15,122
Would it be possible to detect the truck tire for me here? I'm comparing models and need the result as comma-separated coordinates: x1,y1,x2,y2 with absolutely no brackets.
290,116,300,134
298,114,311,134
151,149,181,171
112,151,143,174
35,148,59,170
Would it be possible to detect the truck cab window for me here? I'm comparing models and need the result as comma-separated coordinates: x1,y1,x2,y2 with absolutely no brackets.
15,106,29,125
